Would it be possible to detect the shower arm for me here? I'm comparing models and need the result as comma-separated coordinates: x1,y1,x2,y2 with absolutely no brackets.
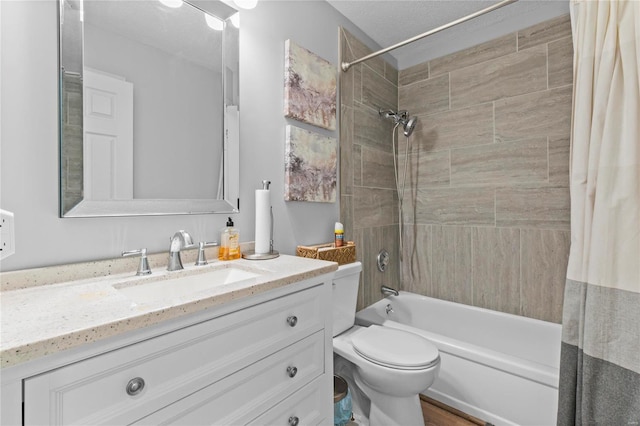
341,0,518,72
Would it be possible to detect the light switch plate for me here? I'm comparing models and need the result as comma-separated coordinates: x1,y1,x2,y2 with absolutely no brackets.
0,209,15,260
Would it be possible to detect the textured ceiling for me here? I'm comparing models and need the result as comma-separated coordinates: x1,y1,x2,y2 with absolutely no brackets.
326,0,570,70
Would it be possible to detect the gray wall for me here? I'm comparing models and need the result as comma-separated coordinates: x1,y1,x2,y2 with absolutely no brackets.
0,1,379,271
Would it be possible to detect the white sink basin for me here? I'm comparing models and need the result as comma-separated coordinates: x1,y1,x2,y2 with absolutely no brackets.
113,265,262,305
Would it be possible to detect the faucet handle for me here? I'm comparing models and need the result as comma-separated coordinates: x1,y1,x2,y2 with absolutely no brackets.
122,248,152,276
195,241,219,266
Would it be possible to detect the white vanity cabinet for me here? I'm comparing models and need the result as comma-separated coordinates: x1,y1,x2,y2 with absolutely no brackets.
6,274,334,425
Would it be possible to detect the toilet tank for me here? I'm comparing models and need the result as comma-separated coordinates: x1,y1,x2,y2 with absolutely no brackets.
332,261,362,337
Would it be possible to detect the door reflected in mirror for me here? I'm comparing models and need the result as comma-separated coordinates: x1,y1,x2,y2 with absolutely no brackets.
59,0,239,217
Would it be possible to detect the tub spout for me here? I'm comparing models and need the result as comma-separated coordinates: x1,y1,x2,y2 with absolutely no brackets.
381,285,399,297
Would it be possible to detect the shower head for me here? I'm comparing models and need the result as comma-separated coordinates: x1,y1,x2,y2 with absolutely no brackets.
402,116,417,137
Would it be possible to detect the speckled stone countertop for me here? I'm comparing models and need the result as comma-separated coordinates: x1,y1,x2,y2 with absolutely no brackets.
0,253,337,369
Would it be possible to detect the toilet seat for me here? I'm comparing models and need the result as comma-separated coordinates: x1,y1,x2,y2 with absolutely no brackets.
351,325,440,370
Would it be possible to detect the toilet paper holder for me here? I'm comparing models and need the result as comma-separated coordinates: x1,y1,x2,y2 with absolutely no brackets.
243,180,280,260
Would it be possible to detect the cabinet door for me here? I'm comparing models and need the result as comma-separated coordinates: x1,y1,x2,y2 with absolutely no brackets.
248,376,328,426
23,285,325,425
133,331,325,425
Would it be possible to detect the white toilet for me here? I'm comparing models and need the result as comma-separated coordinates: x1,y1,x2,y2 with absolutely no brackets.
332,262,440,426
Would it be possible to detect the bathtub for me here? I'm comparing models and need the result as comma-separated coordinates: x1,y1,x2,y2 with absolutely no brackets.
355,292,561,426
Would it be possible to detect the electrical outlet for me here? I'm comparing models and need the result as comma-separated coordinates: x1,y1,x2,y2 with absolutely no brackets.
0,209,15,260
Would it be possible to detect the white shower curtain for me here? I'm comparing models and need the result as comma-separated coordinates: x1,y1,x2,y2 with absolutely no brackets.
558,0,640,424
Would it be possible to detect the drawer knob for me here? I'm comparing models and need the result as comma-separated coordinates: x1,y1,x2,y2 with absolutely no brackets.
286,316,298,327
286,366,298,378
288,416,300,426
126,377,145,396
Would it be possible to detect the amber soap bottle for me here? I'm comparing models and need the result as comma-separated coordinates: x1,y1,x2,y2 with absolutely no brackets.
219,217,241,260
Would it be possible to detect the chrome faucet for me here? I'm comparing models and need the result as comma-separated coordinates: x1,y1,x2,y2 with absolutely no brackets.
381,285,399,297
167,230,194,271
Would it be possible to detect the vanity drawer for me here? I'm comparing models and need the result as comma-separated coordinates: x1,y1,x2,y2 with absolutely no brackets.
248,375,328,426
134,331,325,425
23,285,325,426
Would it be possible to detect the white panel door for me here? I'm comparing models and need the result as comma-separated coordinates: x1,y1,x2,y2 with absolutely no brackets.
83,69,133,200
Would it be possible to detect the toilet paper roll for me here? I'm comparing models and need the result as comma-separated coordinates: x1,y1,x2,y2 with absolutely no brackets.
255,189,271,254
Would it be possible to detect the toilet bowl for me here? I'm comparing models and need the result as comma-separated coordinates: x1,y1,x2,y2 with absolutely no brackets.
331,262,440,426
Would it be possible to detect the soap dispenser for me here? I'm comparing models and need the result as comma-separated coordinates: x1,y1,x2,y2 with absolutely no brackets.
219,217,241,260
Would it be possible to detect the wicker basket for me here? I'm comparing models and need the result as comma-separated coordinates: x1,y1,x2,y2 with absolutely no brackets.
296,241,356,265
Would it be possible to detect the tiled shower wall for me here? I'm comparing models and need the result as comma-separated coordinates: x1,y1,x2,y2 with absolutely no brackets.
339,28,401,311
398,15,573,323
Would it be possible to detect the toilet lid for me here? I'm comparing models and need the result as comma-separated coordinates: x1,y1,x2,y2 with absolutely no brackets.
351,325,439,370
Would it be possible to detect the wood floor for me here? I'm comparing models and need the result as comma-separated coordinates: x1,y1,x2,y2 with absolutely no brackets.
420,395,490,426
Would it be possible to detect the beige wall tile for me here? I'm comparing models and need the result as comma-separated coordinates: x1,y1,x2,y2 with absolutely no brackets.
408,150,451,189
520,229,570,323
495,85,573,143
354,105,394,153
361,65,398,112
472,227,521,315
354,64,363,102
353,144,362,187
353,228,366,311
451,137,548,185
549,136,570,186
430,33,517,77
342,28,385,77
401,224,432,294
496,186,570,229
362,227,384,307
340,106,354,195
362,226,400,307
354,187,397,229
383,225,401,288
341,30,400,312
432,226,473,305
518,14,572,51
340,195,354,242
399,62,430,86
412,103,494,151
340,62,355,108
450,45,547,109
399,74,450,116
385,61,399,85
548,36,573,88
415,187,495,225
362,146,395,189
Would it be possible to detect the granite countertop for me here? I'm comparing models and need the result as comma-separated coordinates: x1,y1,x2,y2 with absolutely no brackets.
0,254,338,369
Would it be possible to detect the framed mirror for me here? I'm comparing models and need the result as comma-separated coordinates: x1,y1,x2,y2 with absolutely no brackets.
58,0,239,217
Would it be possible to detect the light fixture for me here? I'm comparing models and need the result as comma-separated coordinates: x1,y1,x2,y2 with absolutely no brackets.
233,0,257,10
205,14,224,31
159,0,183,8
230,12,240,28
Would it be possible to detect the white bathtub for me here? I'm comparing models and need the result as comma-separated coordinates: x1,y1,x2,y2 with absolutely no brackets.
355,292,561,426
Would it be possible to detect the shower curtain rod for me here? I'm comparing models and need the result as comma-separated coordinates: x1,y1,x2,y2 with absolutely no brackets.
341,0,518,72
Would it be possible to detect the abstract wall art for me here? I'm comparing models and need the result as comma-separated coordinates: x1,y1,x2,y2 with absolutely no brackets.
284,125,337,203
284,39,336,130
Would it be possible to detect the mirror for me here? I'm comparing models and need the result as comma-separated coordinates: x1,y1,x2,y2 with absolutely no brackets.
58,0,239,217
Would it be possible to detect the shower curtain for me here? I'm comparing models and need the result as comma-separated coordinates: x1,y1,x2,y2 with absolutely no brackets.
557,1,640,424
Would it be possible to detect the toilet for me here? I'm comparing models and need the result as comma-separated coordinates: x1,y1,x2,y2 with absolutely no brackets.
332,262,440,426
